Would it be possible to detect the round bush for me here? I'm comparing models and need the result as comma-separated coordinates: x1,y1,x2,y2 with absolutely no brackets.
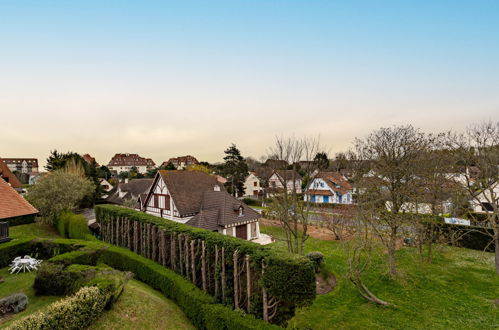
306,251,324,272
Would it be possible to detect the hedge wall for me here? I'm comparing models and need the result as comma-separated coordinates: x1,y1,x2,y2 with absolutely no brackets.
4,214,36,226
56,211,97,241
0,238,281,330
95,204,316,325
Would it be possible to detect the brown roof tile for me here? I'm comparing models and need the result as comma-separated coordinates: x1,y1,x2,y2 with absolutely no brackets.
0,158,22,189
0,178,38,219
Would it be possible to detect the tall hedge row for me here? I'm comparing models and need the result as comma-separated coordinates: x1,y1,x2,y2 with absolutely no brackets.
0,238,281,330
56,211,96,241
95,204,315,324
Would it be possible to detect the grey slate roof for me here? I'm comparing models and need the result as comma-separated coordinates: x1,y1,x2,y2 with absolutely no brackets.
186,190,260,230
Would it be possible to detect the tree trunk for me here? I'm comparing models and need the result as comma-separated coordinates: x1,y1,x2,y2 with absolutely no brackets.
185,236,190,280
262,263,268,322
179,235,184,275
201,240,207,291
214,245,219,300
233,250,239,309
495,231,499,275
133,221,138,253
245,255,251,312
388,227,397,276
191,239,196,285
221,247,226,304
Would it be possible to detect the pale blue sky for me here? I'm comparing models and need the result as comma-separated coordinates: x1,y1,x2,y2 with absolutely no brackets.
1,1,498,166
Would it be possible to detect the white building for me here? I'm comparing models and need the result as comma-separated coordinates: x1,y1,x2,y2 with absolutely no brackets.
304,172,353,204
243,172,263,197
142,170,261,241
107,153,155,174
267,170,302,194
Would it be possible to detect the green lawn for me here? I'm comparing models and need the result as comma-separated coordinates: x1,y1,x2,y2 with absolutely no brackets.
9,222,61,239
90,279,195,330
0,268,61,327
261,225,499,330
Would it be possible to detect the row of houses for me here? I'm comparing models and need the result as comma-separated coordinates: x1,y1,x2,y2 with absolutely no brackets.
106,153,199,174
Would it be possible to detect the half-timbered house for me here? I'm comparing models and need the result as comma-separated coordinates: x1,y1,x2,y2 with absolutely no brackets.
142,170,261,240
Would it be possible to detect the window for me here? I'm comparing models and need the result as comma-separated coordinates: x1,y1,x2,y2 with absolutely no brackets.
253,181,257,187
165,195,171,210
239,207,244,216
153,195,159,208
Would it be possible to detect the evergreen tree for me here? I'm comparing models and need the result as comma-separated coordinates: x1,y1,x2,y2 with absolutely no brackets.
222,144,249,196
313,152,329,170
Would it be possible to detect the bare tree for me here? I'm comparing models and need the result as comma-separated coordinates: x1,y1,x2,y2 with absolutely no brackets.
351,125,430,276
267,136,322,255
448,121,499,275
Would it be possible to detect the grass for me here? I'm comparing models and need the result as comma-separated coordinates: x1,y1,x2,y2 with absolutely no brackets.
9,222,61,239
0,268,61,327
261,225,499,330
90,279,195,330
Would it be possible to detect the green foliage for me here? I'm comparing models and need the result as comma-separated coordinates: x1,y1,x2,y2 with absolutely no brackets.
55,211,96,241
202,304,281,330
7,286,108,330
95,204,315,323
306,251,324,272
34,262,80,295
221,143,249,196
26,171,95,224
0,238,34,267
241,198,262,206
313,152,329,170
3,214,36,227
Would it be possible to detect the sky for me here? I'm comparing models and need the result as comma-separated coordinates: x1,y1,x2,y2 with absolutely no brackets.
1,1,498,169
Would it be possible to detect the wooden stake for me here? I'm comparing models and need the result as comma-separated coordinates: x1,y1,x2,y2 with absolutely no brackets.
201,240,207,291
233,250,239,309
246,254,251,312
191,239,196,285
221,247,226,304
214,245,219,299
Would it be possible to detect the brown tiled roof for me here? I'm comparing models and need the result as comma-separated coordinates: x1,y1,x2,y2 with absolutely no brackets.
264,159,288,169
107,153,155,167
82,154,99,166
187,190,260,230
162,155,199,168
151,170,224,216
304,189,334,196
0,178,38,219
0,158,22,189
315,171,352,195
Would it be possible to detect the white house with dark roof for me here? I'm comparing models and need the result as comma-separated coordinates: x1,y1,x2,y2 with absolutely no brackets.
142,170,261,240
267,170,302,194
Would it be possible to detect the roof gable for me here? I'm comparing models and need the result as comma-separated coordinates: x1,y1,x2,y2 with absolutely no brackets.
0,158,22,189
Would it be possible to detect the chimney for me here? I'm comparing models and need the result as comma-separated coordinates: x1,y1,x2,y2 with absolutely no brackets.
124,178,129,184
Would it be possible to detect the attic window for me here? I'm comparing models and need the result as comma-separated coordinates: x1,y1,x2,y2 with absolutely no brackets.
239,206,244,217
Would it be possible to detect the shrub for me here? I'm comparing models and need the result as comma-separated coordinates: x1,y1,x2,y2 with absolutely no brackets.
7,286,107,330
0,238,33,267
241,198,262,207
33,262,80,296
95,204,316,323
202,304,281,330
55,211,96,241
0,293,28,315
306,251,324,272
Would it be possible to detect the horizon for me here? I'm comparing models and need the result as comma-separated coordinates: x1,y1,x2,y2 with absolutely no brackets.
1,1,498,168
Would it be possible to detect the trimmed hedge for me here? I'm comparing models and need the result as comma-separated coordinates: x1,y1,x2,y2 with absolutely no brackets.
0,238,282,329
95,204,316,324
56,211,96,241
7,286,108,330
4,214,36,226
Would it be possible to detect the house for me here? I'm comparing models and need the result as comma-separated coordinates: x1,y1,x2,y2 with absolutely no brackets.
268,170,302,194
99,179,114,198
0,158,22,190
1,158,39,174
107,153,155,174
304,171,353,204
243,172,263,197
105,178,153,207
83,154,99,166
142,170,261,240
161,155,199,170
263,159,288,169
0,178,38,225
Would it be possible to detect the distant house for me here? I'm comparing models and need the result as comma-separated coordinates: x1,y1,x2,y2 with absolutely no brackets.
263,159,288,169
107,153,155,174
1,158,39,175
268,170,302,194
105,178,153,207
0,158,22,191
304,171,353,204
161,155,199,170
243,172,263,197
0,178,38,225
83,154,99,166
142,170,261,240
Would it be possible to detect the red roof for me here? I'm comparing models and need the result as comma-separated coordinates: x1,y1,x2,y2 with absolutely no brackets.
0,178,38,219
304,189,333,196
0,158,22,189
314,171,352,195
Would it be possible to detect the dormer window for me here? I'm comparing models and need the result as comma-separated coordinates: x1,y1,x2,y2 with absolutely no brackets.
239,206,244,217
